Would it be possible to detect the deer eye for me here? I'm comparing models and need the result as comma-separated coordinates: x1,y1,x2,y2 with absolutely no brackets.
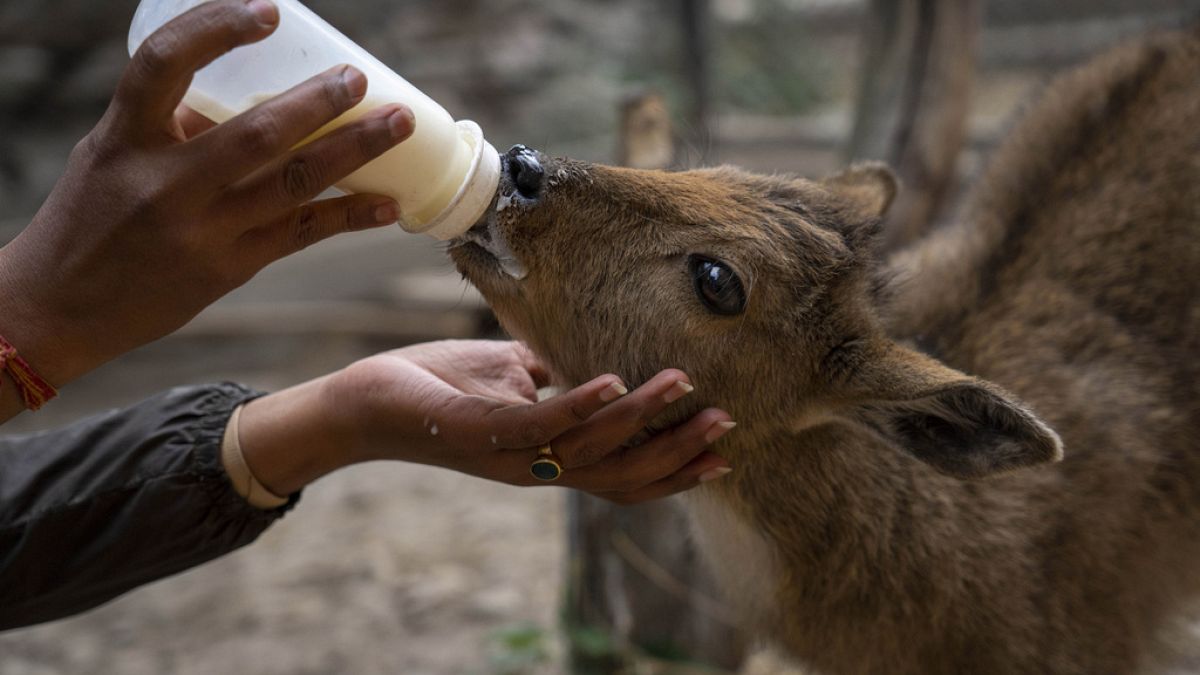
689,255,747,316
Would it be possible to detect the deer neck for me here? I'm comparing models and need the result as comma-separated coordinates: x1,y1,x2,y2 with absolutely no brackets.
685,421,983,616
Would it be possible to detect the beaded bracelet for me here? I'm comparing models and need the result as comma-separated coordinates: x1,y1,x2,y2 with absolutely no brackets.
0,335,57,411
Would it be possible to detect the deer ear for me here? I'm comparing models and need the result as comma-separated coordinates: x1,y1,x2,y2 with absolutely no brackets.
822,162,898,220
836,343,1063,478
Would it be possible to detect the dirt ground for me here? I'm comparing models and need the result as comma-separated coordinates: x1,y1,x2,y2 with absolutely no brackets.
1,462,570,675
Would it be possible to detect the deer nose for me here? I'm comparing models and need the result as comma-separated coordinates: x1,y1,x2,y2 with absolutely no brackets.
505,144,544,199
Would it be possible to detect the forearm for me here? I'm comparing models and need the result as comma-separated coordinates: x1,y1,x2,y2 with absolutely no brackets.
0,383,292,630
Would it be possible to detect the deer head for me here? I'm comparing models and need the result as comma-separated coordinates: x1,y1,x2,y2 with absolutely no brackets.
451,148,1061,478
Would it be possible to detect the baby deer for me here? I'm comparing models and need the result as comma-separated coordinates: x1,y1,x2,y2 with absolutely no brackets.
451,27,1200,675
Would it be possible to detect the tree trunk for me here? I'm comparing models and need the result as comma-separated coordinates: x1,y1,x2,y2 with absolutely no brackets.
679,0,714,164
848,0,980,252
565,494,745,673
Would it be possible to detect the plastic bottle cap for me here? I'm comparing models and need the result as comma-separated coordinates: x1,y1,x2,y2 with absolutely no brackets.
406,120,500,240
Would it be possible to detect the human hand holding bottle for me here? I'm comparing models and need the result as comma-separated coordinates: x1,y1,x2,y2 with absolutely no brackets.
0,0,411,415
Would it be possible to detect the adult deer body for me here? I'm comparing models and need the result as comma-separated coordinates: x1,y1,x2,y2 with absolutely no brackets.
452,28,1200,674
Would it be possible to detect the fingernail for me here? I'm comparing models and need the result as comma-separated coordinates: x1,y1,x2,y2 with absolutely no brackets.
246,0,278,26
704,420,737,444
373,201,399,224
663,380,694,403
699,467,732,483
387,107,416,141
599,381,628,403
341,66,367,104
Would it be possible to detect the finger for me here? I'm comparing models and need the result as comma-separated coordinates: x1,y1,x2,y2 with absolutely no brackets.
545,369,695,470
115,0,280,132
174,104,217,139
189,64,368,184
224,104,414,222
566,407,735,493
241,193,401,263
593,451,732,505
486,374,631,449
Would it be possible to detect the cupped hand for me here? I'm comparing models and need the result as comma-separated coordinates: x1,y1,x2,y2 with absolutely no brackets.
0,0,411,387
241,341,736,505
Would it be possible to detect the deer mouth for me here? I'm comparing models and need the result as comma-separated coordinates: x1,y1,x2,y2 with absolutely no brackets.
450,211,528,281
448,145,546,283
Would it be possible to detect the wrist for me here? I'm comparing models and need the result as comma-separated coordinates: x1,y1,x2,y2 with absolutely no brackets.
322,357,435,465
236,373,365,495
0,235,94,386
0,369,24,423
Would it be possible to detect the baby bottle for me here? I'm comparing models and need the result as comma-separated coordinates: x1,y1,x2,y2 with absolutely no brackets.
128,0,500,240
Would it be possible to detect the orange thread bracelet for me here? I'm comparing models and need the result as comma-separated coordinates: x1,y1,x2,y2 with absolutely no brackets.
0,335,57,411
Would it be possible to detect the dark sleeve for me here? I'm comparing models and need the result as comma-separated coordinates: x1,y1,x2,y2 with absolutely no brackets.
0,383,300,630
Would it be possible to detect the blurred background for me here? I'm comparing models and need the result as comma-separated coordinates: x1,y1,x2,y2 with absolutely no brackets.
1,0,1198,673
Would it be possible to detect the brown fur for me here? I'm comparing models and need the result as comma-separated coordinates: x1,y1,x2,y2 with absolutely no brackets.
452,27,1200,674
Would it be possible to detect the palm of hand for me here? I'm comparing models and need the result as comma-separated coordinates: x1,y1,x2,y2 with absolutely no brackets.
399,341,544,407
346,341,550,471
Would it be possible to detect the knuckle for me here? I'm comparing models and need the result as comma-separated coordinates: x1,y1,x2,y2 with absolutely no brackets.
568,440,606,468
71,131,115,167
128,192,158,223
135,33,178,79
566,399,589,424
127,179,173,225
238,115,284,158
334,201,356,232
197,3,253,50
616,399,652,426
319,72,349,115
281,156,320,201
289,206,322,251
514,419,549,448
634,402,660,426
354,119,391,159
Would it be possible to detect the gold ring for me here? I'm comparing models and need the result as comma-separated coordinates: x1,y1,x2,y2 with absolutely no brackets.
530,443,563,482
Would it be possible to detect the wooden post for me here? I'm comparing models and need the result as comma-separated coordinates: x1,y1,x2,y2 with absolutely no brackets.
564,92,746,675
679,0,714,164
617,91,675,170
848,0,980,252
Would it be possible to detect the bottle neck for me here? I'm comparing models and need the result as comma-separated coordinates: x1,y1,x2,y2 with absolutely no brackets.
404,121,501,240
